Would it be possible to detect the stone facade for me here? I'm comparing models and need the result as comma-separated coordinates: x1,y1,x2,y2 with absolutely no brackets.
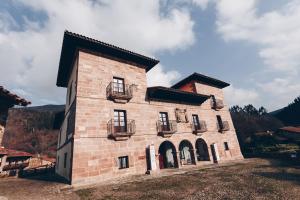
55,47,243,185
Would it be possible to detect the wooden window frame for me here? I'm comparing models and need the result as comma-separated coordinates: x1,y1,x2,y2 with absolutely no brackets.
57,156,59,169
113,77,125,94
159,112,170,131
118,156,129,169
64,153,67,169
217,115,223,130
192,114,200,130
224,142,229,151
114,110,127,132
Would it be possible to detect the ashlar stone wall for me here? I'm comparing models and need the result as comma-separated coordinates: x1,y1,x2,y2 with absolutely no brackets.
61,50,243,185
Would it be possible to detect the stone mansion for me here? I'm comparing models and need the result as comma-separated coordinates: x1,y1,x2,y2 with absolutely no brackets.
56,31,243,185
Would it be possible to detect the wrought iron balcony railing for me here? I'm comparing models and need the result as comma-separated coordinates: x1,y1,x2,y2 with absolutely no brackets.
211,99,224,110
192,120,207,134
217,121,230,132
157,120,177,137
106,82,133,102
107,119,135,141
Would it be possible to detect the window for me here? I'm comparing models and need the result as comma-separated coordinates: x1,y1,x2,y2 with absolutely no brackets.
118,156,129,169
113,77,125,94
58,130,61,146
68,81,73,105
114,110,127,132
67,107,75,137
192,114,200,129
216,115,223,130
57,156,59,169
159,112,170,131
211,95,216,103
64,153,67,168
224,142,229,150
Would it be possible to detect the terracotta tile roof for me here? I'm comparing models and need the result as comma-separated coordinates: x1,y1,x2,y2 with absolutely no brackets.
171,72,230,89
57,30,160,87
279,126,300,133
147,86,209,105
0,86,31,106
0,147,32,158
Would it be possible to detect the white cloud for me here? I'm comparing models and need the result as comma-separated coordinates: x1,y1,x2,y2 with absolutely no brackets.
0,0,195,105
178,0,214,10
215,0,300,73
224,85,259,107
147,64,181,87
258,77,300,96
191,0,213,10
257,76,300,109
211,0,300,110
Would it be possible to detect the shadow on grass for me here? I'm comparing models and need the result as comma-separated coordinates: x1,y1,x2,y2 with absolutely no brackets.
253,171,300,185
19,171,68,184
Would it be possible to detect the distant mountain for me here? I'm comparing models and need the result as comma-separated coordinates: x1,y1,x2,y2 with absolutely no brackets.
1,104,65,158
270,96,300,126
269,107,285,116
18,104,65,112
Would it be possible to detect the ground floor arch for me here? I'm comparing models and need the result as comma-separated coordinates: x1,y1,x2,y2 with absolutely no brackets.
195,138,210,161
179,140,196,165
158,141,178,169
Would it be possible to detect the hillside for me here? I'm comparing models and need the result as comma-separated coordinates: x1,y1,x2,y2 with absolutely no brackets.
271,96,300,126
1,105,65,158
230,104,300,158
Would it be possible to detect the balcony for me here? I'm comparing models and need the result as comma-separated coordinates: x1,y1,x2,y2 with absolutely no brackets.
106,82,133,103
157,120,177,138
107,119,135,141
211,99,224,110
217,121,230,132
192,121,207,135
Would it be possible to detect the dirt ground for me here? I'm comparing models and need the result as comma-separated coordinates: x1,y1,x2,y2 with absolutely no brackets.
0,158,300,200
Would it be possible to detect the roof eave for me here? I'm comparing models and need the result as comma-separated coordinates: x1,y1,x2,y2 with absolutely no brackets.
171,72,230,89
56,31,159,88
147,86,209,105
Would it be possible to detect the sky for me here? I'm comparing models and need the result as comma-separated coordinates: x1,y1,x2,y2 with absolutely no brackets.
0,0,299,111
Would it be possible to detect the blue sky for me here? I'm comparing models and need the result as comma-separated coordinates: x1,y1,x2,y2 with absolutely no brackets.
0,0,299,111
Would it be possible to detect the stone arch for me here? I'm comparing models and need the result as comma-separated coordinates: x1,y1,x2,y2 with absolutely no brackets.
158,140,178,169
195,138,210,161
179,140,196,165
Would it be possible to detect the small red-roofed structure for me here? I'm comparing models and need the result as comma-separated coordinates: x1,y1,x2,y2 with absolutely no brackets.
0,86,31,145
0,86,31,176
0,146,32,175
276,126,300,141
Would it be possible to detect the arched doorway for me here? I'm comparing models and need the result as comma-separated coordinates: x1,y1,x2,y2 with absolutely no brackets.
179,140,196,165
195,138,210,161
158,141,178,169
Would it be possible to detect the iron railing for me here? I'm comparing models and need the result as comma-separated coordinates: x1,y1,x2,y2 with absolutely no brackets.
192,120,207,134
157,120,177,136
217,121,230,132
211,98,224,110
106,82,133,101
107,119,135,140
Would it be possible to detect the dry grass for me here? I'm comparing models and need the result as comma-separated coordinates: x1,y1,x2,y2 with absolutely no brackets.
76,159,300,200
1,158,299,200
